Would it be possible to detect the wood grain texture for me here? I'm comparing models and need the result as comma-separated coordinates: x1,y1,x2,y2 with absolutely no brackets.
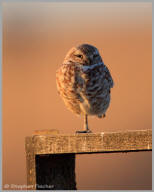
26,129,152,155
25,129,152,189
25,137,36,189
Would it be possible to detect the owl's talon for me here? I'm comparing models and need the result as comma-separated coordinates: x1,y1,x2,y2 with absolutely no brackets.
76,129,92,134
86,129,92,133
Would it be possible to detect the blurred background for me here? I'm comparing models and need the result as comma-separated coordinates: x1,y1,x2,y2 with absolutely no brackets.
3,2,152,190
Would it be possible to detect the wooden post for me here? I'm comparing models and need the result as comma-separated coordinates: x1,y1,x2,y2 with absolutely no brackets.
25,129,152,190
35,154,76,190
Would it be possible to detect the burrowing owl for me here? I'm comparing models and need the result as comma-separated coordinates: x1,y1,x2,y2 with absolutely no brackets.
56,44,114,133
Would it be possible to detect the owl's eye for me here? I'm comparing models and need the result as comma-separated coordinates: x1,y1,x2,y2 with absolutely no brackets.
75,54,83,59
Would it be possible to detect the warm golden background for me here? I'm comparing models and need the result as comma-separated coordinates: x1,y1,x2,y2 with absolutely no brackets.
3,2,152,190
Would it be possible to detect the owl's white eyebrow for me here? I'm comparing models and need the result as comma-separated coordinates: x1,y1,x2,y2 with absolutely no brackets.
63,61,104,70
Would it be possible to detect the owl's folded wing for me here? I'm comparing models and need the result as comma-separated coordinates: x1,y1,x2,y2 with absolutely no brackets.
103,65,114,88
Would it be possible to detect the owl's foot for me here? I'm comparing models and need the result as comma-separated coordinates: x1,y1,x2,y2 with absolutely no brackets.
76,129,92,134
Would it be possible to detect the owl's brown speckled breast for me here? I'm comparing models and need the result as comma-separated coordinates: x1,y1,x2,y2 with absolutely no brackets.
56,61,113,116
56,63,82,114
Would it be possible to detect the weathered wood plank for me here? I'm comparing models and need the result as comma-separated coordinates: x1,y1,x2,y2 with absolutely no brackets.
25,137,36,189
25,129,152,190
26,129,152,155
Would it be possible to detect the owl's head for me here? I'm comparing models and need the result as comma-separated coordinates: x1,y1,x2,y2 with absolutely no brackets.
63,44,103,66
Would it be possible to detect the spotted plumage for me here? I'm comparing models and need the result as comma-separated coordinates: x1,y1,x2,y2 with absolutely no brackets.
56,44,114,133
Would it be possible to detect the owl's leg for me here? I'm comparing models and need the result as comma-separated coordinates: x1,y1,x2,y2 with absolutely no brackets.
84,114,92,132
76,114,92,133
